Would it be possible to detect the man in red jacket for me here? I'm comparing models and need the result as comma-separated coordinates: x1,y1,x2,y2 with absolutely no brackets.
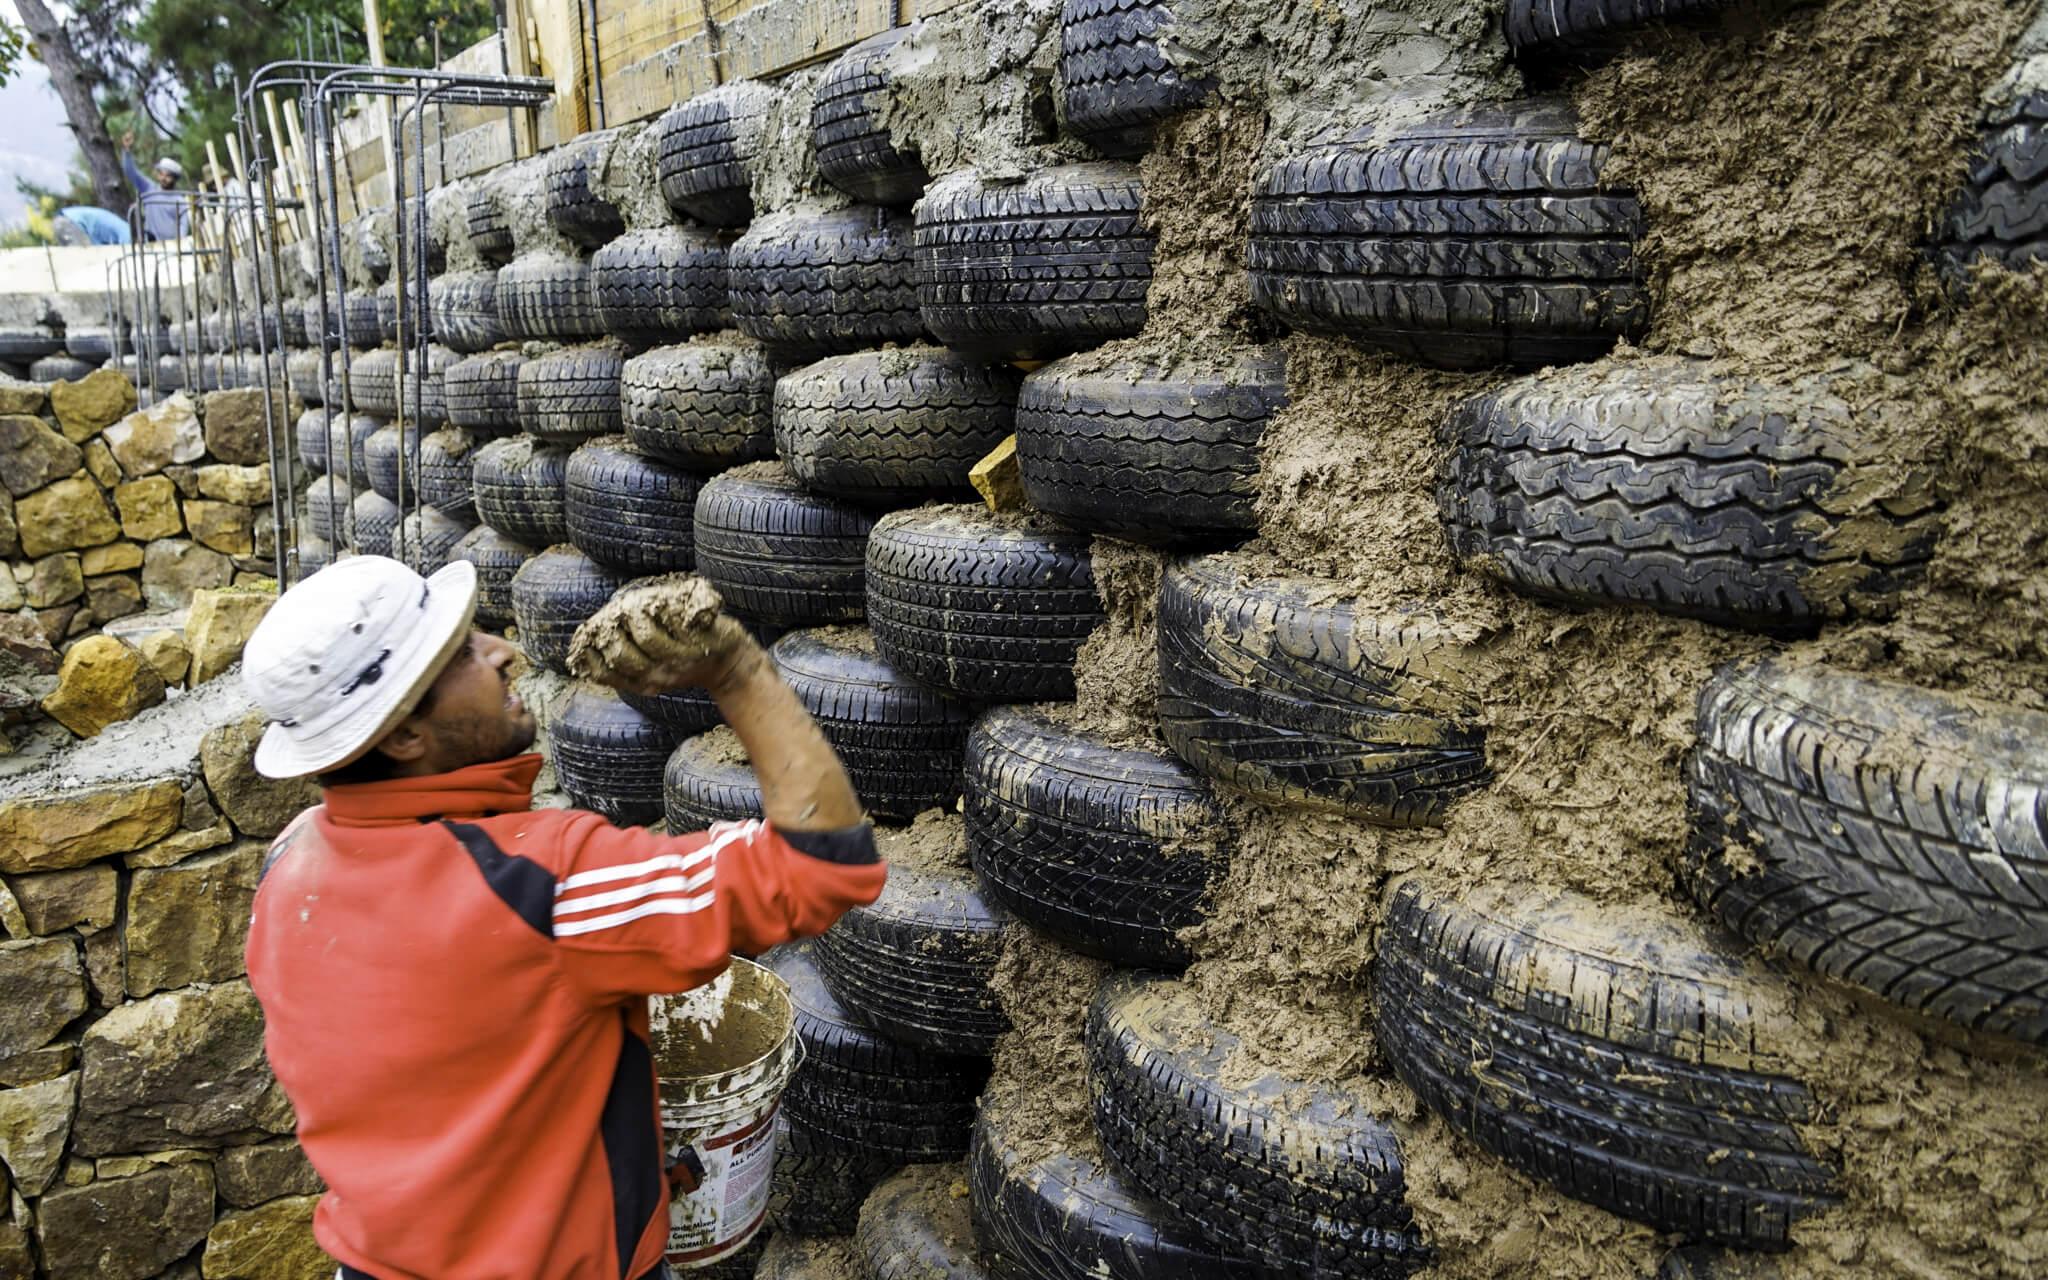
242,555,883,1280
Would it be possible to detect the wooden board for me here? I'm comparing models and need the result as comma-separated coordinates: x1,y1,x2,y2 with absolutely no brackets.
717,0,891,80
601,32,721,125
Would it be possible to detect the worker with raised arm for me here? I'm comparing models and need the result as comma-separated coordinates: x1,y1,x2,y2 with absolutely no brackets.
118,130,189,241
241,556,882,1280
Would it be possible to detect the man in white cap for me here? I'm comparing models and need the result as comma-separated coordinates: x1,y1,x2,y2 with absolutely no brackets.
119,131,189,241
240,555,884,1280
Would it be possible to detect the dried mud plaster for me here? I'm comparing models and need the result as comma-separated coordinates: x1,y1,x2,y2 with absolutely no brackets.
751,67,844,215
983,924,1110,1168
875,0,1085,183
492,153,576,256
591,122,675,231
1069,537,1164,747
434,181,484,274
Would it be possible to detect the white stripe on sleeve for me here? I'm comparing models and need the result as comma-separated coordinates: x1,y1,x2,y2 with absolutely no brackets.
552,891,718,936
554,865,717,920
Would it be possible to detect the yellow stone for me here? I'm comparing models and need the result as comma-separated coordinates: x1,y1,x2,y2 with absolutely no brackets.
196,465,272,507
82,440,120,489
185,584,277,685
16,475,120,558
0,780,184,873
80,542,144,575
183,501,255,556
136,629,192,686
201,1194,329,1280
40,635,167,738
115,477,183,541
48,369,136,442
969,434,1025,513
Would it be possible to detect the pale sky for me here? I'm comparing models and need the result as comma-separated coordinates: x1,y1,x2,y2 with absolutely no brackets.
0,0,87,227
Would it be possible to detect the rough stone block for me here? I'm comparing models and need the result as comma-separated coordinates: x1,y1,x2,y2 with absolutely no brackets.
81,541,144,575
0,1044,76,1089
0,615,56,676
48,370,136,442
0,938,84,1057
137,628,193,687
40,635,167,738
34,604,80,644
115,476,183,541
184,501,256,556
0,779,184,872
18,475,120,558
5,866,117,934
125,842,261,996
84,573,144,623
124,819,231,870
80,925,122,1008
0,381,46,416
200,711,316,837
200,388,286,467
36,1160,213,1280
142,539,233,610
0,416,83,497
73,979,293,1155
164,463,198,497
186,585,275,685
197,464,272,507
0,1070,76,1196
215,1139,322,1210
81,438,120,489
102,393,203,478
969,433,1025,513
201,1194,329,1280
94,1148,209,1178
0,1216,31,1279
22,553,83,609
0,491,15,559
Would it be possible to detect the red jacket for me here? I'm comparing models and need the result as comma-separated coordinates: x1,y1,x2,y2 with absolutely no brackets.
244,753,884,1280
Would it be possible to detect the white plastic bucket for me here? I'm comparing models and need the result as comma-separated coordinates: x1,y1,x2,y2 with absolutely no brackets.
649,956,800,1270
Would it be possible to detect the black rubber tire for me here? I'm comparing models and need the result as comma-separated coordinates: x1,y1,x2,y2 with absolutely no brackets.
1015,346,1283,545
765,939,989,1162
397,505,474,575
1685,658,2048,1047
432,271,506,354
969,1100,1266,1280
467,186,515,265
286,349,329,407
307,411,379,486
728,206,923,361
963,707,1227,969
363,421,424,502
769,628,977,821
374,280,432,346
279,304,313,350
450,524,534,630
563,436,701,573
544,138,626,249
518,344,624,442
1505,0,1737,57
1087,974,1431,1277
769,1114,898,1238
305,293,381,350
304,475,356,545
349,348,400,416
591,225,732,345
0,329,62,360
661,728,760,831
30,355,95,382
1058,0,1211,157
865,507,1101,702
1376,881,1839,1250
400,344,456,427
856,1166,992,1280
814,853,1009,1056
653,82,779,227
1938,89,2048,281
1157,553,1492,826
473,436,574,547
446,351,525,434
814,26,931,206
353,490,401,558
497,255,603,341
1249,100,1647,370
395,194,448,276
692,462,874,627
621,337,778,470
550,684,676,826
63,328,114,361
418,427,480,521
773,348,1020,501
1438,360,1935,632
915,163,1151,361
509,546,629,675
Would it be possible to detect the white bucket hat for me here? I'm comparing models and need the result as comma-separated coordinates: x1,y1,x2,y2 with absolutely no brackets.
242,555,478,779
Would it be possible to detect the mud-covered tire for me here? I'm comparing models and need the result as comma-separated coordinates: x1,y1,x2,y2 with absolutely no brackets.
497,255,602,341
1504,0,1737,57
814,27,930,206
692,463,874,627
431,271,506,353
765,939,989,1162
286,349,329,407
62,329,113,362
1087,975,1431,1276
297,409,378,481
773,348,1020,501
446,351,525,434
1376,881,1839,1249
662,729,760,830
1156,554,1492,826
0,329,62,360
915,164,1151,361
621,337,778,470
1015,347,1283,544
1249,100,1647,369
1938,89,2048,280
1685,658,2048,1047
305,293,381,350
352,490,401,558
374,281,431,346
728,207,923,361
467,186,515,265
362,421,423,503
815,857,1009,1056
1438,360,1936,632
509,546,628,674
866,508,1100,701
964,707,1227,969
969,1101,1265,1280
518,344,624,442
770,1115,896,1238
417,427,480,521
769,628,977,820
591,225,732,344
550,684,675,826
304,475,356,545
348,348,399,416
278,305,312,351
473,437,573,546
563,436,701,573
31,355,95,382
1058,0,1211,157
653,82,779,227
450,525,533,630
544,139,626,249
397,506,473,575
856,1166,992,1280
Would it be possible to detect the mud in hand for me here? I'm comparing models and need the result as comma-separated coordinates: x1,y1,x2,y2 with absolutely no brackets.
567,573,752,695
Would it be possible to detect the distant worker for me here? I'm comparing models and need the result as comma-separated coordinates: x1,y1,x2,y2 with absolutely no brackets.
118,131,188,241
241,556,885,1280
51,205,132,246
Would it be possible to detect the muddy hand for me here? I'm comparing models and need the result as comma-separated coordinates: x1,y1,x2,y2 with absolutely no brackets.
567,574,756,696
